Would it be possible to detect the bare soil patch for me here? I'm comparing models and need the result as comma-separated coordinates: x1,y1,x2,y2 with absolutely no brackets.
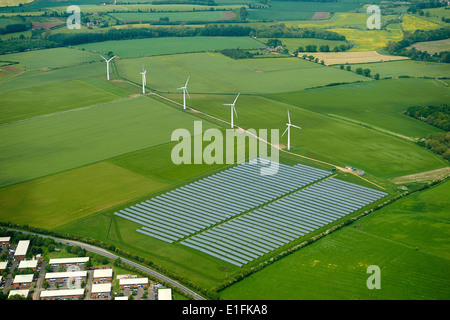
390,167,450,184
311,12,329,20
218,11,236,21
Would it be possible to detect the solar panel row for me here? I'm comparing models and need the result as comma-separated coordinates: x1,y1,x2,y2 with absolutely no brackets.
180,178,388,266
114,159,331,244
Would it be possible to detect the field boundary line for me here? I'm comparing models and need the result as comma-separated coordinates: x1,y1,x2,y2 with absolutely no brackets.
353,228,447,260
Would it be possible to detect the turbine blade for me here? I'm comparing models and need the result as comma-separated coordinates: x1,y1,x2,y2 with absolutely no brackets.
100,55,107,61
291,124,302,129
233,105,238,118
186,89,190,99
185,76,190,87
233,92,240,105
281,126,289,137
287,109,291,124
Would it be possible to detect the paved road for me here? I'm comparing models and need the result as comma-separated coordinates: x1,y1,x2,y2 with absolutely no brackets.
7,228,206,300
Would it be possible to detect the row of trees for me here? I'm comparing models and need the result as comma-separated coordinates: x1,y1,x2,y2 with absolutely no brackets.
296,43,351,53
0,22,31,35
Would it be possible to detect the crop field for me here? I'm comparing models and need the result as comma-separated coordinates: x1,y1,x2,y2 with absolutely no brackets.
303,51,408,66
115,52,369,94
76,37,263,58
0,0,448,304
220,179,450,300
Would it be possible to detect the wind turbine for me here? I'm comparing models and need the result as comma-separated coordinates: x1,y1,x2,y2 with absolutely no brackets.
177,76,190,110
100,55,116,81
281,109,301,150
223,93,240,128
140,66,146,94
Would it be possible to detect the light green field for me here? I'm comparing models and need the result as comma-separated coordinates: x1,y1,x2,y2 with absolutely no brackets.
186,94,447,179
410,39,450,55
219,179,450,299
76,37,263,58
0,95,216,187
0,62,106,93
267,78,450,139
345,60,450,78
0,78,122,124
0,161,167,229
116,52,369,94
0,47,102,70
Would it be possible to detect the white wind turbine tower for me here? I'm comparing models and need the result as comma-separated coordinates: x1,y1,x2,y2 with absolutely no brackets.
140,66,147,94
223,93,240,128
177,76,190,110
100,55,116,80
282,109,301,150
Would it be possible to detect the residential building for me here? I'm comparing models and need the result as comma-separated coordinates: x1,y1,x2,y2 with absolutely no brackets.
45,271,87,285
48,257,89,269
18,260,38,271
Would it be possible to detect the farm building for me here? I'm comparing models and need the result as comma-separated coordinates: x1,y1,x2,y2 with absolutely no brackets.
45,271,87,285
48,257,89,269
119,277,149,290
93,268,113,284
11,274,34,290
0,237,10,247
91,283,112,299
18,260,38,271
158,288,172,300
8,289,29,299
14,240,30,260
40,288,85,300
0,261,7,272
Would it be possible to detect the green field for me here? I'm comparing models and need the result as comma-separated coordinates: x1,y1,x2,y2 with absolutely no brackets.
0,48,102,70
410,39,450,55
116,52,369,94
219,179,450,299
186,94,447,179
0,95,216,187
76,37,263,58
110,11,229,22
267,78,450,139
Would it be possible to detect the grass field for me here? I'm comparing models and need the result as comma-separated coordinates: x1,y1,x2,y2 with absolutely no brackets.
410,39,450,54
186,94,447,179
0,94,216,187
115,52,369,94
267,78,450,139
345,60,450,78
76,37,263,58
0,48,102,70
0,161,167,229
219,179,450,299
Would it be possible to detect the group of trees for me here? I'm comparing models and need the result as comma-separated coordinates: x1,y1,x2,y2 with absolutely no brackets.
405,105,450,131
295,43,351,54
338,64,380,79
0,22,31,35
221,48,254,59
405,105,450,161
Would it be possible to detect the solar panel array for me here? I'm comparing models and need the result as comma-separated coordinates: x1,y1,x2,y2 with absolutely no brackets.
180,178,388,267
114,159,331,244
